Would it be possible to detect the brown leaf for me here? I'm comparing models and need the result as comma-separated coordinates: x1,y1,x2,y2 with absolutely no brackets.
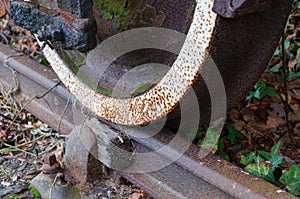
288,48,300,72
0,129,8,141
19,137,32,150
265,116,285,129
270,103,286,118
233,121,245,131
289,109,300,121
0,0,9,18
128,192,141,199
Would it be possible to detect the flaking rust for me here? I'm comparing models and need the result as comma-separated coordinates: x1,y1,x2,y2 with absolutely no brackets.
39,0,217,126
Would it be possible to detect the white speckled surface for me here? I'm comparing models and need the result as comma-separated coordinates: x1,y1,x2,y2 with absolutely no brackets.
40,0,217,125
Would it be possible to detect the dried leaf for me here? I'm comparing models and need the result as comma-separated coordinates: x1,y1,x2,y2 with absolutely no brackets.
265,116,285,129
288,48,300,72
270,103,286,118
0,128,8,141
0,0,9,18
128,192,141,199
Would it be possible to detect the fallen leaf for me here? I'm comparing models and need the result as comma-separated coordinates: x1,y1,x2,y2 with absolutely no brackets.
0,128,8,141
265,116,285,129
11,174,18,182
0,0,9,18
270,103,286,118
289,109,300,121
233,121,246,131
128,192,141,199
0,185,24,197
288,48,300,72
1,181,11,187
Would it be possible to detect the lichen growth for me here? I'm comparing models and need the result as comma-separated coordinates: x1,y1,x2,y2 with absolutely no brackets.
93,0,142,30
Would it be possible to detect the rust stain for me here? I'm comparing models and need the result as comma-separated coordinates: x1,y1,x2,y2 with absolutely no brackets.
40,0,217,126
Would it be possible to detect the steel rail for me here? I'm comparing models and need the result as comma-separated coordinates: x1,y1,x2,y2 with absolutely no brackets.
0,43,296,198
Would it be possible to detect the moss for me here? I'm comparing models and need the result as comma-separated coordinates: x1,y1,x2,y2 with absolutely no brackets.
61,49,113,96
93,0,142,29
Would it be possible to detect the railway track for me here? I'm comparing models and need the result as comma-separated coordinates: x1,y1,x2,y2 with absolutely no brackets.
0,43,296,199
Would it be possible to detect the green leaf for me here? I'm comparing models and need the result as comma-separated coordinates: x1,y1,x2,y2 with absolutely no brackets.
28,185,41,198
264,87,277,98
200,128,220,152
216,141,230,161
240,152,255,166
246,91,255,101
268,155,283,171
264,170,276,183
288,71,300,79
280,165,300,196
5,194,25,199
273,47,281,56
245,163,275,183
186,128,202,142
257,150,272,161
247,79,276,102
266,63,283,73
245,164,269,178
254,79,266,90
254,155,264,163
226,123,246,144
271,141,281,156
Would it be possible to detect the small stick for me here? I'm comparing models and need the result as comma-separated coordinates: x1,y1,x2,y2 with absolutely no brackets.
279,30,296,147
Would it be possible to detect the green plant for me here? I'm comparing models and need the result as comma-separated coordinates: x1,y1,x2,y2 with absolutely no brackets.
241,141,283,183
28,185,41,198
32,54,49,67
280,165,300,196
226,123,246,144
266,11,300,79
246,79,276,103
200,128,220,152
240,141,300,196
215,140,230,161
190,124,245,161
5,195,24,199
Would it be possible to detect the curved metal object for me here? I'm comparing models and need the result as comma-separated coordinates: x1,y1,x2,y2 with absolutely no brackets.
39,0,217,126
37,0,292,126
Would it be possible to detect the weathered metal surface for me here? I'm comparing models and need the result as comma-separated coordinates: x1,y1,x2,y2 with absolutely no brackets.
63,128,104,183
39,0,217,126
209,0,293,112
128,130,296,199
31,173,83,199
10,1,96,51
119,143,234,199
88,118,134,170
0,44,74,133
213,0,272,18
0,46,296,198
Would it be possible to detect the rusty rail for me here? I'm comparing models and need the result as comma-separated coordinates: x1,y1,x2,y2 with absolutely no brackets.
0,43,296,198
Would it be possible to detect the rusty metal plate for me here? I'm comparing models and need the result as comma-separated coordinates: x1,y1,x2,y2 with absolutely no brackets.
213,0,272,18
